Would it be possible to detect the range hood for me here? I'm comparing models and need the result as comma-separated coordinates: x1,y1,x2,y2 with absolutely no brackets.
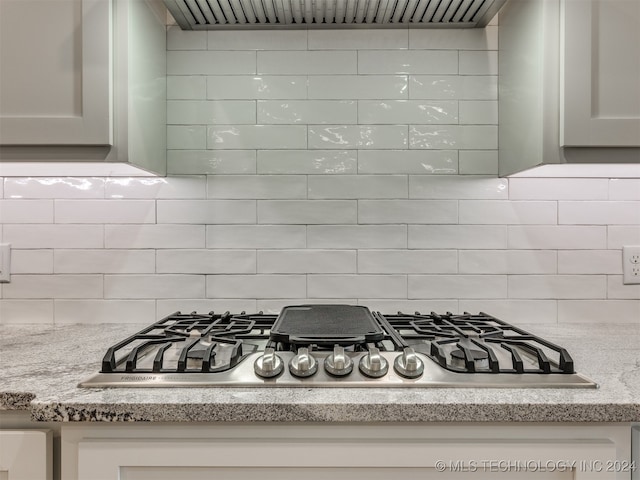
163,0,506,29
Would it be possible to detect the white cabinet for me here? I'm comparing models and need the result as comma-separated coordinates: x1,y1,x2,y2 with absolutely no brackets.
0,430,52,480
61,423,633,480
0,0,167,175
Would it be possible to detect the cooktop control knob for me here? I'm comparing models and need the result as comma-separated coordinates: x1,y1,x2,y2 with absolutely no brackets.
254,347,284,378
358,347,389,378
289,347,318,378
394,347,424,379
324,345,353,377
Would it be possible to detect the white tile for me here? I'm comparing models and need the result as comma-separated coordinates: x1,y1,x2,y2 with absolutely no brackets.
509,178,609,200
409,176,507,199
206,275,306,298
459,250,557,274
508,226,607,250
106,176,206,199
206,225,306,248
2,275,102,299
207,30,307,50
308,175,407,199
409,125,497,149
358,150,458,174
308,75,408,100
157,200,256,224
3,177,105,199
207,76,307,99
55,200,156,224
157,299,258,315
308,274,407,298
0,300,54,324
257,100,357,124
0,199,53,223
359,200,457,224
167,100,256,125
257,250,357,273
54,250,156,274
308,29,408,49
409,275,507,299
308,125,407,149
0,178,3,198
460,200,557,225
167,51,256,74
3,225,104,248
358,250,457,274
410,75,498,100
409,27,498,50
258,51,357,74
358,100,458,125
157,250,256,274
459,300,558,324
168,150,256,175
10,249,53,274
208,125,307,149
167,76,207,100
608,226,640,249
257,299,358,314
105,225,205,249
359,299,459,314
459,101,498,124
307,225,407,248
105,275,206,299
609,179,640,200
558,300,640,324
358,50,458,74
459,51,498,75
54,300,157,324
559,201,640,225
607,275,640,299
459,150,498,174
258,150,357,175
167,126,207,149
167,26,207,50
508,275,606,299
409,225,507,249
558,250,622,274
207,175,306,199
258,200,356,224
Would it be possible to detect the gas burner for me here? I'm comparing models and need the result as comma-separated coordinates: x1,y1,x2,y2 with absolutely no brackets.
451,348,490,370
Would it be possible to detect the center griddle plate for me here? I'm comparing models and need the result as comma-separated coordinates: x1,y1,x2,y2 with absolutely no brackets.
270,304,384,346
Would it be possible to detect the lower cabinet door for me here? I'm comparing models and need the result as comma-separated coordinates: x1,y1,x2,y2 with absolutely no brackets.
0,430,52,480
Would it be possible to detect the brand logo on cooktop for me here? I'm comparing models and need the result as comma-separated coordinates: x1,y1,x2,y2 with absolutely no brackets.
120,375,157,381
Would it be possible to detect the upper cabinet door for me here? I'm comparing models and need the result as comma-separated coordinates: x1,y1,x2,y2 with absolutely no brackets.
0,0,111,145
562,0,640,146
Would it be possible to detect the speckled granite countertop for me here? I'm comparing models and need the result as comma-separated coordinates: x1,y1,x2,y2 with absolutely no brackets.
0,323,638,423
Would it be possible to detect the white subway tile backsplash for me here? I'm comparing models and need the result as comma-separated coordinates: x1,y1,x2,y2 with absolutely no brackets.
167,26,207,50
357,150,458,174
54,249,155,274
409,275,507,299
3,225,104,249
559,201,640,225
358,50,458,74
206,275,306,298
167,51,256,75
10,249,53,274
158,299,258,315
54,300,157,324
459,51,498,75
308,125,408,149
409,176,507,199
409,27,498,50
409,225,507,249
459,250,557,275
459,300,558,324
607,275,640,299
207,76,307,99
167,100,256,125
105,225,205,249
4,177,105,199
458,150,498,175
308,75,408,99
157,249,256,274
308,274,407,298
3,275,102,299
208,125,307,149
258,150,357,175
358,100,458,125
105,275,206,299
167,125,207,149
358,249,457,274
458,101,498,124
55,200,156,224
609,179,640,200
410,75,498,100
106,176,207,199
509,178,609,200
0,300,54,324
308,175,407,199
206,225,306,248
0,199,53,223
508,275,606,299
558,300,640,324
257,299,358,314
558,250,622,274
459,200,557,225
258,51,357,74
208,30,307,50
307,225,407,249
360,299,459,313
167,76,207,100
410,125,498,150
258,100,357,125
157,200,256,224
208,175,306,199
359,200,457,224
258,200,357,224
168,150,257,175
257,250,356,273
508,226,607,250
608,226,640,249
308,29,408,50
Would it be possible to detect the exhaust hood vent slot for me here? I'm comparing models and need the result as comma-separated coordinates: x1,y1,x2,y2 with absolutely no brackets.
164,0,506,29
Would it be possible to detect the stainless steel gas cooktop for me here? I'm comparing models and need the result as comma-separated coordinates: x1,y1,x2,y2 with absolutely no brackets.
79,305,597,388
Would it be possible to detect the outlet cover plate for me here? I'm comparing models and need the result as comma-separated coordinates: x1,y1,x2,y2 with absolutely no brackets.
622,245,640,285
0,243,10,283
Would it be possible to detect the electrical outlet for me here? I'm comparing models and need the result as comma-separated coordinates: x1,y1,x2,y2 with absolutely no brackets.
622,245,640,285
0,244,10,283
